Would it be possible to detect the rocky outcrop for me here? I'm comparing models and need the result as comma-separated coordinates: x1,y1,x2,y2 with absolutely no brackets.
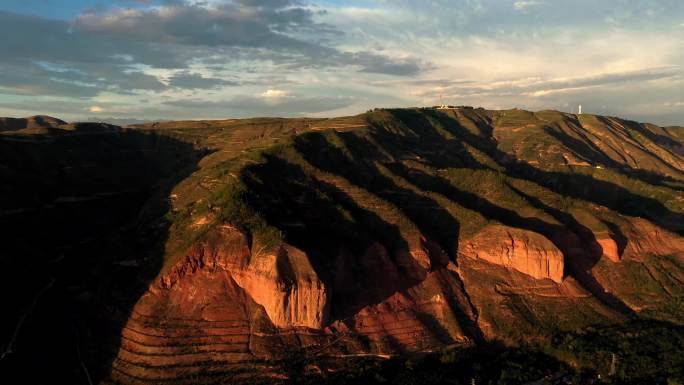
161,225,330,329
113,258,281,384
158,224,252,289
110,226,478,383
230,245,330,329
111,226,338,383
329,269,473,352
597,236,621,262
460,225,565,283
622,218,684,260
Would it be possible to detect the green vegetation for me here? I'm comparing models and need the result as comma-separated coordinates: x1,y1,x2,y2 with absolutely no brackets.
268,320,684,385
546,320,684,385
213,180,284,247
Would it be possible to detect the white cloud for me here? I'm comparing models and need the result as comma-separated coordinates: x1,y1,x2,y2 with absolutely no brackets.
260,89,291,98
2,1,684,125
514,1,544,10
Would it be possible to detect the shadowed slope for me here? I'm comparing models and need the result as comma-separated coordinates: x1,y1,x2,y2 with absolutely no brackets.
0,125,206,384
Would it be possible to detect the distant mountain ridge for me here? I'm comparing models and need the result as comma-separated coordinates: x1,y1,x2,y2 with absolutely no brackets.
0,115,66,132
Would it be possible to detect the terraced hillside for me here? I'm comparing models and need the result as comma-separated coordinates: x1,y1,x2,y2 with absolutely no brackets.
1,109,683,384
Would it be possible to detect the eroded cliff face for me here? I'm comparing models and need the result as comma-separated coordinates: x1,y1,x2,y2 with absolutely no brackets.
112,214,684,383
110,225,479,383
160,225,330,329
586,217,684,318
230,245,331,329
588,217,684,263
621,218,684,260
596,237,621,262
114,255,278,384
460,225,565,283
113,225,335,383
328,268,475,350
151,225,470,337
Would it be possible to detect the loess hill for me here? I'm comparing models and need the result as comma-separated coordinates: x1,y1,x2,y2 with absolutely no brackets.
1,108,683,384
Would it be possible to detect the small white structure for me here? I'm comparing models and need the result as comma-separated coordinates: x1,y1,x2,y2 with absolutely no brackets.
437,92,450,109
578,105,583,115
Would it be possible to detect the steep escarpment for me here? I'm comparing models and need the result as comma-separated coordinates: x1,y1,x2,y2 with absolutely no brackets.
2,109,683,384
460,225,565,283
160,225,330,329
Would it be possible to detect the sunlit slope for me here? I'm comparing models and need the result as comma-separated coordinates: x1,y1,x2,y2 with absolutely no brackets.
139,107,684,376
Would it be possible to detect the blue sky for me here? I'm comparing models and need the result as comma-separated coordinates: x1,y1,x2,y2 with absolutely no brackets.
0,0,164,19
1,0,683,124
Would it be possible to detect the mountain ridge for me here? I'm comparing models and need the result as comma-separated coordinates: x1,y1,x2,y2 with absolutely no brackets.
1,107,683,384
111,107,684,383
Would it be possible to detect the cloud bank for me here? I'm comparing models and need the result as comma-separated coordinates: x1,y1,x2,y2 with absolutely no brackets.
0,0,682,124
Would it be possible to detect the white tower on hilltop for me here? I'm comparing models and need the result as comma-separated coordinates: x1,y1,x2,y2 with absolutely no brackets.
578,105,583,115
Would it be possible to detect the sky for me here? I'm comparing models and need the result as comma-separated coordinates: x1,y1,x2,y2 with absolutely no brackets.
1,0,683,125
